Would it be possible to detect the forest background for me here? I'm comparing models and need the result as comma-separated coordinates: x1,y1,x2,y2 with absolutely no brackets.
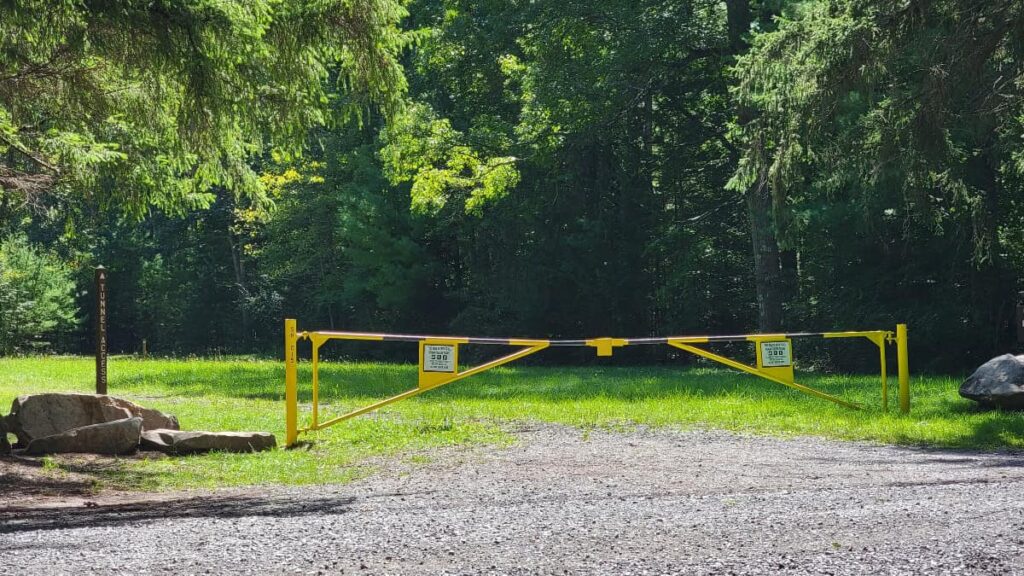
1,0,1020,373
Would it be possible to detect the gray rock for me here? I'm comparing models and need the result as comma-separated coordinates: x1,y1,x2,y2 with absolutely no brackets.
8,393,131,445
138,430,173,452
0,414,10,455
6,393,178,446
139,429,276,455
105,397,179,431
959,353,1024,409
24,417,142,456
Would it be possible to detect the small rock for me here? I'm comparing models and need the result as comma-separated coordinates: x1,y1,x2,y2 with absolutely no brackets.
106,396,179,431
24,417,142,456
960,354,1024,409
139,429,173,452
140,429,276,455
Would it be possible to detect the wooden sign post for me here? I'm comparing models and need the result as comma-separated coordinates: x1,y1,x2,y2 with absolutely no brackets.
95,265,108,394
1016,291,1024,345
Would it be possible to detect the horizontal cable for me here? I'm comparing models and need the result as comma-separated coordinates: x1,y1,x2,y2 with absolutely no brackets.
305,330,886,346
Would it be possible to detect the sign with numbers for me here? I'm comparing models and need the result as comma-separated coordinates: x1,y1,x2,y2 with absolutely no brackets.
423,344,456,372
759,340,792,367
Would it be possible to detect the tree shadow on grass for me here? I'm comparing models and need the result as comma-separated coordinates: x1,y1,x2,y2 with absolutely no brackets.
0,453,167,502
0,456,97,500
922,397,1024,449
960,410,1024,451
0,491,356,535
122,360,880,404
102,359,1024,451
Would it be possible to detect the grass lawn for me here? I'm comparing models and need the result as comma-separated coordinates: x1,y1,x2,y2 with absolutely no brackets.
1,355,1019,492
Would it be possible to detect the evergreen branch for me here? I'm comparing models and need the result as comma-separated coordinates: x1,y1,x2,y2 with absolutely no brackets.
0,132,60,175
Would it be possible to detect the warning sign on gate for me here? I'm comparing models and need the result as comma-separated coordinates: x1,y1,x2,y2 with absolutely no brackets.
423,344,456,372
759,341,792,367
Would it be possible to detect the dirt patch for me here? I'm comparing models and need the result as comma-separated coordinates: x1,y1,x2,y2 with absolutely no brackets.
0,452,170,508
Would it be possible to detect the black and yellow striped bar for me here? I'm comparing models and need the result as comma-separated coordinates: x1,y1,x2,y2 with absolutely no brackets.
305,330,888,346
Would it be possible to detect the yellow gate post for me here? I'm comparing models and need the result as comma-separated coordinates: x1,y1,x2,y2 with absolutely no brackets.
879,338,888,412
897,323,910,414
285,318,298,446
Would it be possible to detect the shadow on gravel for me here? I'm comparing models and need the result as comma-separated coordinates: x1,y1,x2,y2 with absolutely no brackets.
808,446,1024,467
0,493,356,534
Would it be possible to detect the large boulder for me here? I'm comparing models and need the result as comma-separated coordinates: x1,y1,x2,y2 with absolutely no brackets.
960,354,1024,409
8,393,130,445
140,429,276,455
6,393,178,446
24,417,142,456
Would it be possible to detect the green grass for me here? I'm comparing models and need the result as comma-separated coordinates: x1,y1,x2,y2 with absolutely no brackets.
1,355,1020,492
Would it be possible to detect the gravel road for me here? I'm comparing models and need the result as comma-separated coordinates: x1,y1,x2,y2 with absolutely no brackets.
3,424,1024,575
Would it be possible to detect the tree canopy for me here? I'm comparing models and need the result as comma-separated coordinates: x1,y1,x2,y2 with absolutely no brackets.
732,0,1024,358
2,0,1023,370
0,0,409,217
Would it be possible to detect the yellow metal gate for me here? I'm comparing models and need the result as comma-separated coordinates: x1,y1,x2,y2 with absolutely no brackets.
284,320,910,446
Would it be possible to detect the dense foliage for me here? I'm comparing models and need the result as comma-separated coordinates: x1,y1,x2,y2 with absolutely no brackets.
732,0,1024,365
0,0,408,216
0,235,76,354
1,0,1022,371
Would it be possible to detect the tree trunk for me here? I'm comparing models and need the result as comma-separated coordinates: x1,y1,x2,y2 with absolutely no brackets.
726,0,786,331
780,247,799,305
966,146,1006,354
227,230,251,344
724,0,751,54
746,180,784,331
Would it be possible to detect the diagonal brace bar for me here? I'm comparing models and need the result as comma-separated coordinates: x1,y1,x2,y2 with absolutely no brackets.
668,341,861,410
305,343,549,432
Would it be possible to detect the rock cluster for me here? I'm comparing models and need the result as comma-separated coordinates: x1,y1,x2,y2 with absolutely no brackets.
1,393,276,456
7,393,178,447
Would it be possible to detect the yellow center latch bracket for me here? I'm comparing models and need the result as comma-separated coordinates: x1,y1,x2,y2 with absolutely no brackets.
585,337,628,357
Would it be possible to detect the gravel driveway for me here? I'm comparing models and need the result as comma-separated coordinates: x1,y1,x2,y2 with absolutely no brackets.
3,424,1024,575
